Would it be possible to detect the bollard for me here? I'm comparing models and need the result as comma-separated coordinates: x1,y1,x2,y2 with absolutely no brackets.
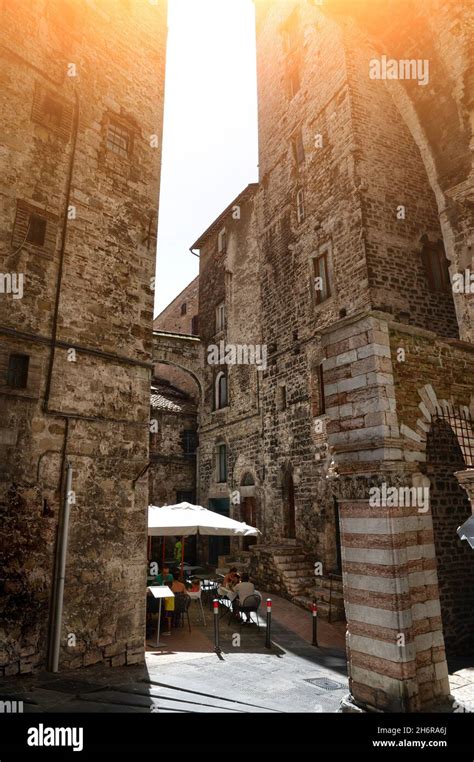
312,600,318,647
265,598,272,649
213,599,221,653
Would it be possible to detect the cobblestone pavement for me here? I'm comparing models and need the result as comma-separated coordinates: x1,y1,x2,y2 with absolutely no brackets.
448,661,474,713
2,592,471,713
0,592,348,713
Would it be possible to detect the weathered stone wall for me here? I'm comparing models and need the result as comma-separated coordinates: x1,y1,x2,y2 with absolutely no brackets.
149,405,197,507
320,0,474,343
1,0,167,674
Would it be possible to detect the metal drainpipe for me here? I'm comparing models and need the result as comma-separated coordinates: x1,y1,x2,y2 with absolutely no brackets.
43,89,80,413
48,463,73,672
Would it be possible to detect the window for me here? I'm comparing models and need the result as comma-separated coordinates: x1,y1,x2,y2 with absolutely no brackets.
191,315,199,335
176,490,194,504
180,302,187,316
182,429,198,455
314,364,325,416
215,302,225,333
312,246,332,305
292,129,305,165
296,188,305,223
215,371,228,410
12,202,57,255
288,59,300,98
217,444,227,483
7,354,29,389
421,238,450,292
31,83,73,139
40,95,63,128
276,385,287,411
106,120,132,158
26,214,47,247
218,228,227,254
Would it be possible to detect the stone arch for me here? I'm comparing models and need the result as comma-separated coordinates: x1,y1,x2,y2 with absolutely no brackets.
154,358,203,401
426,420,474,657
233,457,260,491
400,383,474,659
399,383,473,464
152,331,203,401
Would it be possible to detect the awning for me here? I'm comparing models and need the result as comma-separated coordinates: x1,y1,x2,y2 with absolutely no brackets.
148,501,260,537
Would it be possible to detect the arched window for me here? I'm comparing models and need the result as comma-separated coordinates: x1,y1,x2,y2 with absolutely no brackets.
241,472,255,487
215,371,228,410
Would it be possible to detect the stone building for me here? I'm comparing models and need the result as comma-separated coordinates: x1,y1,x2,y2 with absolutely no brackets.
150,278,200,561
153,275,199,337
149,380,198,509
1,0,167,675
190,185,263,565
186,0,474,712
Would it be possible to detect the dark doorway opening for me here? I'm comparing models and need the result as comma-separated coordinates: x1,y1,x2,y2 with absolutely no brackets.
282,469,296,539
426,419,474,659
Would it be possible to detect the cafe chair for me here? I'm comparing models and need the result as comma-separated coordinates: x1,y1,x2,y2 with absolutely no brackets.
173,593,192,632
187,589,206,625
237,593,262,629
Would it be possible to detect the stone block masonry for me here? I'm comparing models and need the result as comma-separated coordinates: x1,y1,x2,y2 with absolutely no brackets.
1,0,167,675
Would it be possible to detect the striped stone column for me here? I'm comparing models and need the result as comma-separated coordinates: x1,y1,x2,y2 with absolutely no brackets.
322,311,450,711
340,499,449,712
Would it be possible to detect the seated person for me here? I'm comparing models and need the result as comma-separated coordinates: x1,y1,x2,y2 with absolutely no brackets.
233,574,256,622
170,572,190,629
171,570,188,595
222,567,240,590
187,577,201,593
155,566,173,586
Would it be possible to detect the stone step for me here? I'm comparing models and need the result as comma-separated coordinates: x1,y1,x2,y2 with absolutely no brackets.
273,555,308,564
292,596,332,619
277,568,313,576
286,582,308,592
319,590,344,602
276,561,312,571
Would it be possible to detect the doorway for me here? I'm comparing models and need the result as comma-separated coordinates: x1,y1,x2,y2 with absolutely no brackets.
426,419,474,658
282,469,296,539
208,498,230,565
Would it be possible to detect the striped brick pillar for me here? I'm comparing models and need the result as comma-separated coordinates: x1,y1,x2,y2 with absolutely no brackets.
322,312,450,711
339,498,449,712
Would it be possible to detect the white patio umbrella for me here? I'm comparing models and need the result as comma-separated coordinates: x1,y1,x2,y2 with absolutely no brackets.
148,501,260,577
148,501,260,537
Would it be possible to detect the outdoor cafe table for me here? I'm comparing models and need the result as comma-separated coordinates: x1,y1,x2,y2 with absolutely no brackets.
148,586,174,647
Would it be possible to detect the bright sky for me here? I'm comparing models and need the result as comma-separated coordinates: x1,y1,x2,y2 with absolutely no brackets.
154,0,259,316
